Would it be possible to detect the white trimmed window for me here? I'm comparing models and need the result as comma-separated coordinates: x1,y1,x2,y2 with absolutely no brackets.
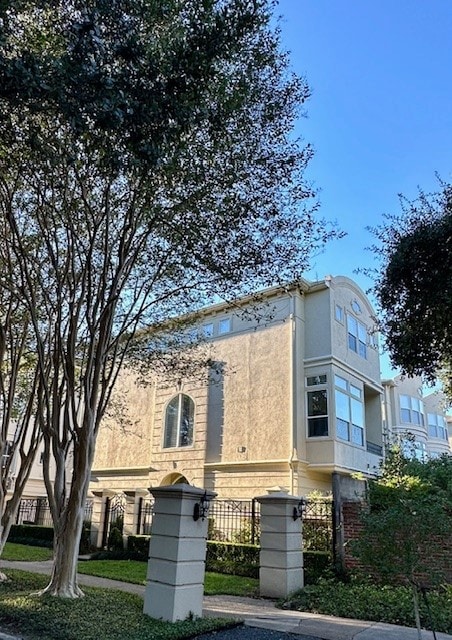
400,395,424,426
428,413,448,440
335,375,364,446
163,394,194,448
347,315,367,359
202,323,214,338
218,318,231,334
307,374,328,437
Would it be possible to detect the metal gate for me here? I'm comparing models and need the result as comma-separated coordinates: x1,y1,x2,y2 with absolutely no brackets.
101,493,126,548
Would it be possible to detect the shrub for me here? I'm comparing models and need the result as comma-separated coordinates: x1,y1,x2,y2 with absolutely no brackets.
127,535,150,560
7,524,54,548
206,541,259,578
304,551,331,584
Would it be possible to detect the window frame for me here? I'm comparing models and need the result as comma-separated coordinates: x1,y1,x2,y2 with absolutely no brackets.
306,375,329,438
334,375,365,446
347,314,367,359
400,394,424,426
163,393,195,449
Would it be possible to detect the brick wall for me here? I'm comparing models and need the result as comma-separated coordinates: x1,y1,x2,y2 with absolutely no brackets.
341,500,452,584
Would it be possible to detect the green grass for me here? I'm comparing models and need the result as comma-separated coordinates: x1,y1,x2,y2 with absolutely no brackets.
282,579,452,635
2,543,53,562
77,558,259,596
0,570,237,640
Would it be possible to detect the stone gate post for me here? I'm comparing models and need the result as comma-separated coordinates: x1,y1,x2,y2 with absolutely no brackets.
256,490,304,598
143,484,216,622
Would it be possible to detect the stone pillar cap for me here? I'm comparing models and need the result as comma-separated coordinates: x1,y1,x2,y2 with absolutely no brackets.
149,483,217,500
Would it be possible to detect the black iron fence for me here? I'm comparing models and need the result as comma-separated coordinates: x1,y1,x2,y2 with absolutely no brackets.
15,497,93,528
137,496,154,536
207,498,260,544
206,496,333,555
14,494,332,556
302,498,334,554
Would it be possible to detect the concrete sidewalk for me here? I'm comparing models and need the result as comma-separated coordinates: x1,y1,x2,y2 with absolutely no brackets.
1,560,451,640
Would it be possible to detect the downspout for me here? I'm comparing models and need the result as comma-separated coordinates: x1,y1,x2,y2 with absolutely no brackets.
289,292,296,496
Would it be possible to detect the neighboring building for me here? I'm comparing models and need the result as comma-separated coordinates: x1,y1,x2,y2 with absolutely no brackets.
382,375,451,460
91,275,384,500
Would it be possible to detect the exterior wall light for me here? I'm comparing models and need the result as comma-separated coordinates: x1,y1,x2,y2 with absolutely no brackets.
193,491,210,521
292,498,306,521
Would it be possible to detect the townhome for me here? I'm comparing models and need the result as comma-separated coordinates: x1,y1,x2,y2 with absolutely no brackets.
382,374,451,460
91,275,385,501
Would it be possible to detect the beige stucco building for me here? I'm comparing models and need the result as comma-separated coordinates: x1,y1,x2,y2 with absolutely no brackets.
91,275,385,499
382,374,451,460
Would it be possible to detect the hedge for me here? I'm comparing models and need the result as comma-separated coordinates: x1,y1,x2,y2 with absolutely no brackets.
126,536,331,583
7,524,54,548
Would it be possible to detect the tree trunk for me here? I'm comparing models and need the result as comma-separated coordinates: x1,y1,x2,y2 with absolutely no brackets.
38,495,86,598
412,583,422,640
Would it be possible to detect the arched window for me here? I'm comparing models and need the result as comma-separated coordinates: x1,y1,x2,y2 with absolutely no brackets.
163,394,194,448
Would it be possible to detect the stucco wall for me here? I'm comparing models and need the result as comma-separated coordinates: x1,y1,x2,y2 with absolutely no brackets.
93,369,154,471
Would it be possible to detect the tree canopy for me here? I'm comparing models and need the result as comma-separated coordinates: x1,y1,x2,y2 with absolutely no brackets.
0,0,340,597
369,181,452,397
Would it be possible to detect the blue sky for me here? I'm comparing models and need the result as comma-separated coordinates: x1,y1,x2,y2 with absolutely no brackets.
276,0,452,378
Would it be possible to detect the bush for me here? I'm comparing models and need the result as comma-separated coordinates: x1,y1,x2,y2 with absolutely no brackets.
7,524,54,548
304,551,331,585
79,520,93,555
127,535,150,560
282,578,452,634
206,541,259,578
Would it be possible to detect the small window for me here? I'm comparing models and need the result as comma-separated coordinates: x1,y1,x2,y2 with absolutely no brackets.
203,323,214,338
428,413,448,440
307,374,327,386
351,299,362,314
400,395,424,426
163,394,194,448
307,390,328,437
335,305,343,322
218,318,231,334
335,375,348,391
347,315,367,359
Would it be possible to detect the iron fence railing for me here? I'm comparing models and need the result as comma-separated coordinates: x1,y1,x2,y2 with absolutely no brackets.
13,494,333,556
15,497,93,528
207,498,260,544
302,498,334,554
137,496,154,535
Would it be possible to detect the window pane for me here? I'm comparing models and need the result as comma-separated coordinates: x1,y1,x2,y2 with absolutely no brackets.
164,397,179,448
358,342,367,359
352,425,364,446
350,384,361,398
358,322,367,342
203,323,214,337
400,395,410,409
401,408,412,423
335,390,349,421
347,315,357,333
348,334,357,352
335,375,347,390
428,424,438,438
308,417,328,437
337,418,349,441
351,398,364,427
335,305,343,322
218,318,231,334
307,374,327,386
179,395,194,446
308,390,328,416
